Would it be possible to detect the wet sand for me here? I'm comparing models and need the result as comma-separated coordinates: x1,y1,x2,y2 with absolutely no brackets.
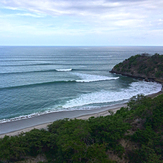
0,103,126,138
0,90,162,138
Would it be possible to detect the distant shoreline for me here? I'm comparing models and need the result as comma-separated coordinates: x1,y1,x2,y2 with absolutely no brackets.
0,89,162,138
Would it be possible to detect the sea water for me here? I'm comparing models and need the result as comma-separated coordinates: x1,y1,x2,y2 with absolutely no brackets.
0,46,162,123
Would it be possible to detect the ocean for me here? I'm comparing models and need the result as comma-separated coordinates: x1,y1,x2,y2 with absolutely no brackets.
0,46,162,123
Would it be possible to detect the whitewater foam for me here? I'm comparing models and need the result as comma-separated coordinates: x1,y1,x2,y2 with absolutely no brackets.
56,69,72,72
63,81,162,109
73,72,119,82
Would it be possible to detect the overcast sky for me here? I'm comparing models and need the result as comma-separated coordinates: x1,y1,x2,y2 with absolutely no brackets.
0,0,163,46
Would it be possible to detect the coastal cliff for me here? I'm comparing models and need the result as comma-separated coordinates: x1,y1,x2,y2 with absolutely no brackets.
110,53,163,83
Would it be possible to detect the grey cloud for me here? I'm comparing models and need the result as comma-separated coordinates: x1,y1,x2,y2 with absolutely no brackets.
0,0,135,15
104,0,146,2
1,0,163,27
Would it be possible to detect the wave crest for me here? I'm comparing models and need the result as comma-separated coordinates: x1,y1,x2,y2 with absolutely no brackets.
56,69,72,72
73,73,119,82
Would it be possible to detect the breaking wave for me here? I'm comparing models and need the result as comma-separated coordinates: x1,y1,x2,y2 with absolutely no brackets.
73,72,119,82
63,81,162,108
0,81,162,124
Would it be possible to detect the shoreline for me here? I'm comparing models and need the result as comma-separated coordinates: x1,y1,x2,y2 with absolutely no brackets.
0,90,162,138
0,103,127,138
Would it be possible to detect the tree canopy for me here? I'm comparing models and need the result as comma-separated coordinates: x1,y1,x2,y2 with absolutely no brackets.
110,53,163,83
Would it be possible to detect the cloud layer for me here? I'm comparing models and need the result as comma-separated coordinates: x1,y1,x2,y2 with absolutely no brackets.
0,0,163,45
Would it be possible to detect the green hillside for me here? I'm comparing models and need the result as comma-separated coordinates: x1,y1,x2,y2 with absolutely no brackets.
0,94,163,163
110,53,163,83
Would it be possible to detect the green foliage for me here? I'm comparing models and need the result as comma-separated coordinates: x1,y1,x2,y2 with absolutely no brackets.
112,53,163,81
0,135,27,161
132,126,156,144
128,145,162,163
145,94,163,130
128,54,141,63
88,115,130,147
129,94,163,163
155,71,163,78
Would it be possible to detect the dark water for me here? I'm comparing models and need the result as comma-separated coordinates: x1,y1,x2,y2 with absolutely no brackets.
0,46,162,122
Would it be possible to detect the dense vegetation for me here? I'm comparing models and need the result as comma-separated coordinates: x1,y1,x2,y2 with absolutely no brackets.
110,53,163,83
0,94,163,163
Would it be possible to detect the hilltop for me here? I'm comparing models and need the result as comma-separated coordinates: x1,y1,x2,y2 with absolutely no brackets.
110,53,163,83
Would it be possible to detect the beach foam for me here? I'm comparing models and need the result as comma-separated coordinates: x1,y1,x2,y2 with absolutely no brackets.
63,81,162,108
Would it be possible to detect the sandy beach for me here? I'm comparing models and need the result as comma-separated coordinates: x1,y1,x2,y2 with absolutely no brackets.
0,103,127,138
0,90,162,139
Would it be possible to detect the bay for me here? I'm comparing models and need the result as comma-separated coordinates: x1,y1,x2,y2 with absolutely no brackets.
0,46,162,123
